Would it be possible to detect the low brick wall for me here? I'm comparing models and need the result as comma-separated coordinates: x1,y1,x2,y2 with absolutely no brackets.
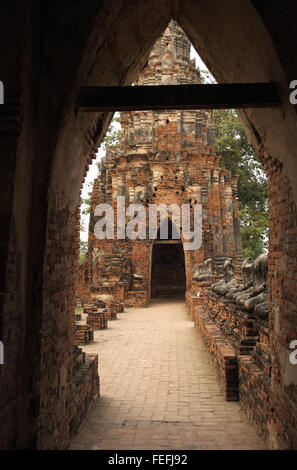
74,323,94,345
193,306,238,401
125,290,148,308
194,283,271,443
87,309,108,329
202,288,258,355
69,353,99,440
239,355,270,441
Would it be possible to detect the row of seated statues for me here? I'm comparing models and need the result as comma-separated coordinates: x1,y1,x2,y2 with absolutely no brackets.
193,253,269,320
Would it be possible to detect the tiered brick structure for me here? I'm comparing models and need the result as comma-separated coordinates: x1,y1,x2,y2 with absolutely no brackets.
86,21,242,307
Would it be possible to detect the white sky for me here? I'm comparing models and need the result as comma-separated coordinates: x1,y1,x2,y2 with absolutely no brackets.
80,47,210,242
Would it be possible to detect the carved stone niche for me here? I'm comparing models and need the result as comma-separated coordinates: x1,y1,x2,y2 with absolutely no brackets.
192,258,212,282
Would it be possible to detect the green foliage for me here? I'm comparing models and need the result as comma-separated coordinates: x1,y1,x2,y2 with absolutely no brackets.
79,241,88,264
81,182,93,215
80,240,88,252
214,108,269,260
79,251,86,264
239,204,269,260
199,70,268,259
80,114,121,219
102,113,121,150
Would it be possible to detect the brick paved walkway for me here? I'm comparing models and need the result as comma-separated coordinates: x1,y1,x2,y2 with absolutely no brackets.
70,299,266,450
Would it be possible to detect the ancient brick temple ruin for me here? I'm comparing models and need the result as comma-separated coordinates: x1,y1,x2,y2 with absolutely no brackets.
1,1,297,451
74,22,293,448
83,21,243,309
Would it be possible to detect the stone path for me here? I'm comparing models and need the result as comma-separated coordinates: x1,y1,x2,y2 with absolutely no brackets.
70,299,266,450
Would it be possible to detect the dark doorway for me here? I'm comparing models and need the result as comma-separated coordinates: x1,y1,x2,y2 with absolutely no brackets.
151,241,186,298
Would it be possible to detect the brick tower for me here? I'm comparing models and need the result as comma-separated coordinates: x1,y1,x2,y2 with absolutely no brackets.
86,20,242,307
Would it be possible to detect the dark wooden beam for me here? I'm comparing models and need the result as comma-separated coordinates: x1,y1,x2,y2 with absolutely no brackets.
77,82,280,112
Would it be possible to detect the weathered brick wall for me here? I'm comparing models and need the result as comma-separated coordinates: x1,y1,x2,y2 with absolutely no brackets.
75,261,91,306
239,355,270,441
188,155,297,449
263,155,297,450
193,282,271,438
0,230,19,448
69,348,99,440
0,112,100,449
201,290,259,355
193,306,238,401
38,207,78,449
39,204,100,449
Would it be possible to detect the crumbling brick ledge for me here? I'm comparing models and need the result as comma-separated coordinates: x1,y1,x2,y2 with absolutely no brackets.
69,352,99,441
193,306,238,401
238,355,270,441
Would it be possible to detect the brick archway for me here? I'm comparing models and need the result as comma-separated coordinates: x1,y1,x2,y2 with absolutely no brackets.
1,0,297,449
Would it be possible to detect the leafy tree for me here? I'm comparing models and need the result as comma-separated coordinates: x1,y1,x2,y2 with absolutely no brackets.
79,240,88,264
81,182,93,215
80,114,121,244
81,115,121,215
199,69,268,259
80,240,88,252
214,108,268,260
102,113,121,150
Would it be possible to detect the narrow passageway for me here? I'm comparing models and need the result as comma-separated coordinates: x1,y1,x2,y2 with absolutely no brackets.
70,300,266,450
